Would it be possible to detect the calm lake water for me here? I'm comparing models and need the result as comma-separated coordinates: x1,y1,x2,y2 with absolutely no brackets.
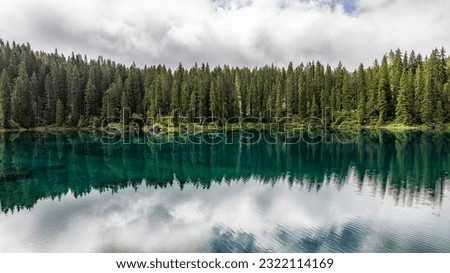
0,130,449,252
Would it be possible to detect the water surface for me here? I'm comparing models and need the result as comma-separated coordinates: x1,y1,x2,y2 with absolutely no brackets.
0,130,449,252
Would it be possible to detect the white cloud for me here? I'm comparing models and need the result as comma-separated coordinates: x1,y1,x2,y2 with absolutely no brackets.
0,0,449,69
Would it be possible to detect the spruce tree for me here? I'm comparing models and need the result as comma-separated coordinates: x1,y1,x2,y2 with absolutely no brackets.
56,99,65,126
44,74,56,124
356,64,367,125
444,82,450,122
435,101,444,124
275,72,283,120
30,72,40,124
0,69,11,128
11,62,34,128
377,57,390,125
298,74,307,119
85,79,97,118
414,64,425,123
67,65,83,125
396,68,412,124
341,72,352,111
285,62,295,116
170,64,183,123
421,72,433,124
234,70,243,118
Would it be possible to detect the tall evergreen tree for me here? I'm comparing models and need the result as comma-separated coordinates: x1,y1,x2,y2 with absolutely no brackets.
56,99,65,126
285,62,295,116
421,70,433,124
377,56,391,125
85,79,97,117
11,62,34,127
396,68,413,124
0,69,11,128
356,64,367,125
298,73,307,119
44,74,56,124
67,65,83,125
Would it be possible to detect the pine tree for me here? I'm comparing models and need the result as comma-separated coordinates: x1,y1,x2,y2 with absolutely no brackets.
234,70,243,118
189,89,198,121
341,72,352,111
414,64,425,123
56,99,65,126
444,82,450,122
197,65,210,118
377,56,390,125
125,65,142,115
396,68,413,124
67,65,83,125
170,64,183,123
435,100,444,124
180,72,192,117
421,72,433,124
298,74,307,119
389,49,403,111
356,64,367,125
285,62,295,116
30,72,40,124
85,79,97,117
275,72,283,120
11,62,34,127
102,73,124,118
44,74,56,124
310,94,319,118
0,69,11,128
365,67,378,121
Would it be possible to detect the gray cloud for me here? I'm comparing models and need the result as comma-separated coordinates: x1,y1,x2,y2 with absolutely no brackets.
0,0,449,69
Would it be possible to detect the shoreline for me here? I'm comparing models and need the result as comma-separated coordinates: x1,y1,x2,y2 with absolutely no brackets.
1,122,449,134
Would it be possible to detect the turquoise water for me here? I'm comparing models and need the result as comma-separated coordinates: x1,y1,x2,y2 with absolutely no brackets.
0,130,449,252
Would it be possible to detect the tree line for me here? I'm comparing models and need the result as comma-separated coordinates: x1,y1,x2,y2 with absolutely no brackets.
0,39,449,129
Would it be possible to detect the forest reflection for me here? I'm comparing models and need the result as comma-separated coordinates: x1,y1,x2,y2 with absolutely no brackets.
0,130,448,214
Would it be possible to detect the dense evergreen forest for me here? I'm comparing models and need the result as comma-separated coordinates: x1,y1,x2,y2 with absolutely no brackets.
0,39,449,130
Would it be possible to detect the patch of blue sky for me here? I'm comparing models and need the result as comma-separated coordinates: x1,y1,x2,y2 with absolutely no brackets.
210,0,358,14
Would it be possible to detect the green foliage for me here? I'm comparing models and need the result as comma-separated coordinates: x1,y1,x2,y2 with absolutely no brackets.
85,79,97,117
356,64,367,125
377,57,390,125
56,99,65,126
0,69,11,128
396,68,413,124
0,40,448,129
11,62,34,128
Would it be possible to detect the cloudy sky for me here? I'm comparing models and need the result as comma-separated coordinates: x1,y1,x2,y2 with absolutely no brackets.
0,0,449,69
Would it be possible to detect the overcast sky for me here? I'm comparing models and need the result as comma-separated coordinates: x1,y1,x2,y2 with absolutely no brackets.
0,0,449,69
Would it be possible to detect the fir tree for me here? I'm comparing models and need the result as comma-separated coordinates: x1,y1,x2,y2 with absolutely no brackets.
396,68,413,124
0,69,11,128
56,99,65,126
356,64,367,125
85,79,97,117
377,56,390,125
11,62,34,128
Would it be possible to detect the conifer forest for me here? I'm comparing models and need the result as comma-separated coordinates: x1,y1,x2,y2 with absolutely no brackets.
0,39,449,130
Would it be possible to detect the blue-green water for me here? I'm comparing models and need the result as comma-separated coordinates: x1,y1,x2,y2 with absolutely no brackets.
0,130,449,252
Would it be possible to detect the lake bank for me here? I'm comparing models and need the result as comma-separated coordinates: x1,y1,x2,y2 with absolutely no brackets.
1,122,450,134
